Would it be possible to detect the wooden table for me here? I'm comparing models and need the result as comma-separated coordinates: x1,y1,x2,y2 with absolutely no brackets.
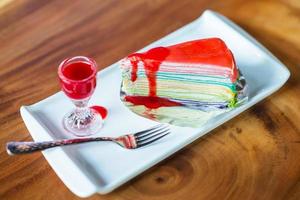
1,0,299,199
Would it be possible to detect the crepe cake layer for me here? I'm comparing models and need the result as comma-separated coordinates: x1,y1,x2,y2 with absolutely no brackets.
120,38,247,113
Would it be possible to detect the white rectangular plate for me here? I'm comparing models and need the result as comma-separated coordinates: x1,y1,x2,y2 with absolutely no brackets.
20,10,290,197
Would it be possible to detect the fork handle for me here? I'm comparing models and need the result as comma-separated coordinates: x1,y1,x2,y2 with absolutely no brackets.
6,137,112,155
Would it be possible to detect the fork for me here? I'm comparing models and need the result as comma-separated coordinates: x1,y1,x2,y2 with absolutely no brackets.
6,124,170,155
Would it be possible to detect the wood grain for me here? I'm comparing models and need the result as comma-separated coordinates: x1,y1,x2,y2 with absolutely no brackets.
0,0,299,199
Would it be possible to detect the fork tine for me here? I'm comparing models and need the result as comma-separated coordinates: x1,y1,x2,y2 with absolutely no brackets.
136,131,170,148
136,128,169,142
134,124,167,137
135,126,169,139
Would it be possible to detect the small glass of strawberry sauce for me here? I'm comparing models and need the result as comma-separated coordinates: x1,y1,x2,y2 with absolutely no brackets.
58,56,102,136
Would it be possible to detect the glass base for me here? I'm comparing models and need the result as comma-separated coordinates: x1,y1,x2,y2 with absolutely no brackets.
63,108,103,137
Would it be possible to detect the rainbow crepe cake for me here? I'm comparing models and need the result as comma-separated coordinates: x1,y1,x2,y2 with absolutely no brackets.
120,38,248,127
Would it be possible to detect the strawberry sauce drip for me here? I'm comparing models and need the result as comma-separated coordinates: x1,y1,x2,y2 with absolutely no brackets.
128,53,142,82
125,96,182,109
91,106,108,119
127,47,182,109
128,47,169,96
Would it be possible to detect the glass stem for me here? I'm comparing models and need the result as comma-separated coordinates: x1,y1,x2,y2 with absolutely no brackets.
70,98,94,128
73,98,90,112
